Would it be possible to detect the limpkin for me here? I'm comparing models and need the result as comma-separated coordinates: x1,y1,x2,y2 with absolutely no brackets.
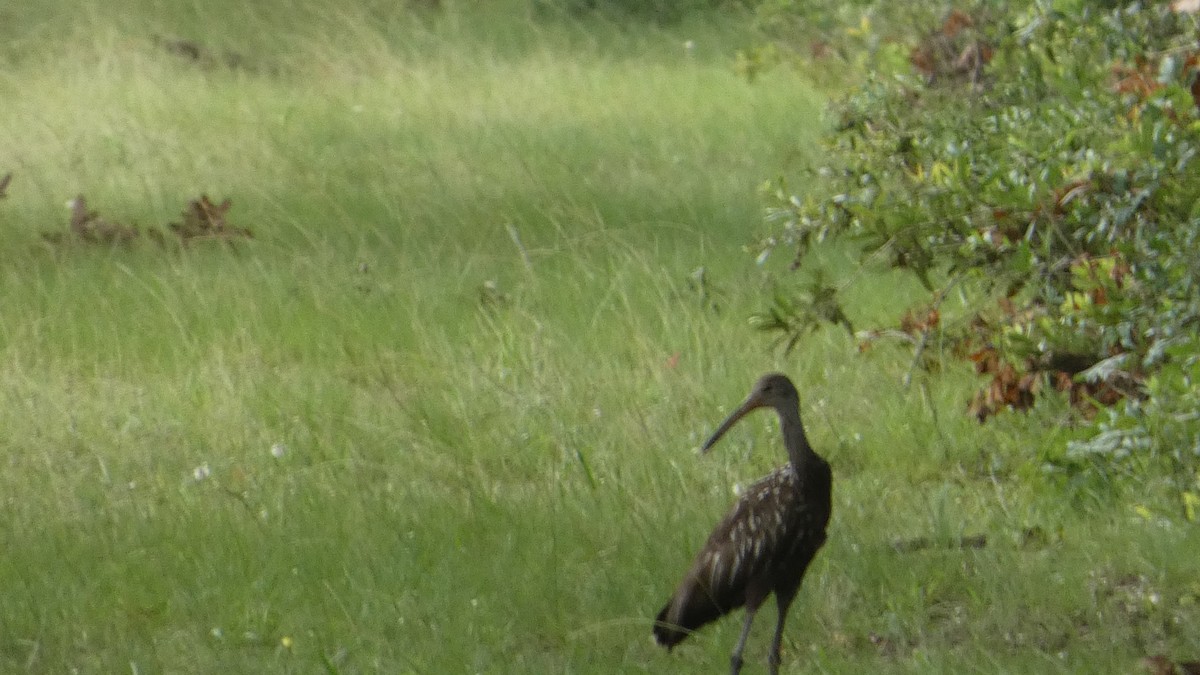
653,373,832,675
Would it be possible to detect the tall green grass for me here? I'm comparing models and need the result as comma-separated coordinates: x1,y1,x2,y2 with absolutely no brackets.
1,2,1198,673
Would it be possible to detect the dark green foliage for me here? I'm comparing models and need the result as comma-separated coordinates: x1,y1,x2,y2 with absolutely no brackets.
760,0,1200,508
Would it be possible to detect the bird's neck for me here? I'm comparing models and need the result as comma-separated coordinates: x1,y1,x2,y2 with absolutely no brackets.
778,406,817,471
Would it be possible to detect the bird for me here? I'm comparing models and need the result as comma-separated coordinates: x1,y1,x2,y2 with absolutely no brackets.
653,373,832,675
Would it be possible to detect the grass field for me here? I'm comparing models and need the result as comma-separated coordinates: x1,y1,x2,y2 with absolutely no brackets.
2,1,1199,673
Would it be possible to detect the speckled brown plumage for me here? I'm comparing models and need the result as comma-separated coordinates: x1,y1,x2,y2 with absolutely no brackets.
653,373,832,675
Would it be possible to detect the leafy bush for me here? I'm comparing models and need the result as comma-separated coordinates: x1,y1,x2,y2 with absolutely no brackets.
739,0,995,87
758,1,1200,508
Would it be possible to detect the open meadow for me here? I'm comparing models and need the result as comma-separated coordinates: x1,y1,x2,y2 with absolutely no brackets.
2,1,1199,673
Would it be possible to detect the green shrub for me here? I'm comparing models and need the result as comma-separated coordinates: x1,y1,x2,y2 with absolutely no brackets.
758,0,1200,508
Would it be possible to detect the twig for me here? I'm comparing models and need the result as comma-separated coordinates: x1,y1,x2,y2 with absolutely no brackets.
506,223,534,275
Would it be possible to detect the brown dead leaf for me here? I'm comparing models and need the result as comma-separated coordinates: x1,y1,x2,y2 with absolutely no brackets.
809,40,832,60
62,195,140,245
900,306,941,335
1112,61,1163,98
969,361,1041,422
968,347,999,375
158,37,204,61
153,35,249,72
1144,655,1177,675
909,45,937,79
1141,655,1200,675
942,9,974,37
891,533,987,553
168,195,251,243
1191,70,1200,113
909,10,992,85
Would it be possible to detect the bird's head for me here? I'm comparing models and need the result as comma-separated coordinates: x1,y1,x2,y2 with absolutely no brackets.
700,373,799,453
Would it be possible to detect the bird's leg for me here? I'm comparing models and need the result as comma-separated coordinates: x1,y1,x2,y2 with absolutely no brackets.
767,591,797,675
729,605,757,675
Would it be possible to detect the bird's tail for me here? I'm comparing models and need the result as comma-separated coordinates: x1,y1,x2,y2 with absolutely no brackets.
653,588,729,650
652,604,690,650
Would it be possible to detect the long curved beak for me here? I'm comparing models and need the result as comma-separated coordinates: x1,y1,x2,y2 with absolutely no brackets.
700,393,766,453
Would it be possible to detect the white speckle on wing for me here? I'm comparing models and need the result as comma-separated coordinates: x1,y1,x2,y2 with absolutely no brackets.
707,552,723,586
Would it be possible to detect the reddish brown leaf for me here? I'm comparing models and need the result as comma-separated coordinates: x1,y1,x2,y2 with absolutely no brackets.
1053,372,1073,392
909,45,936,78
169,195,251,243
1142,655,1176,675
1112,62,1163,98
1191,70,1200,113
968,347,999,375
942,9,974,37
1141,654,1200,675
